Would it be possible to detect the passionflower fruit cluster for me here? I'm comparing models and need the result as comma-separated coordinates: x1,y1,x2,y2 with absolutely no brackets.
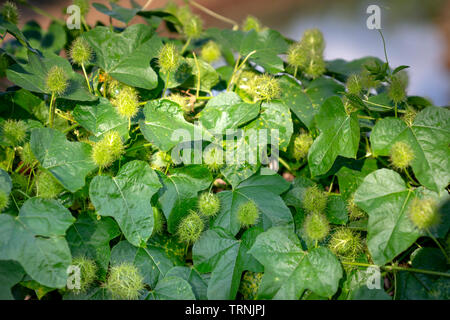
106,263,145,300
111,86,140,120
198,192,221,217
237,200,260,228
248,74,281,101
177,210,205,244
408,197,440,231
69,37,92,66
301,185,330,242
291,131,313,161
91,131,124,169
389,141,414,171
46,66,68,96
158,42,181,74
70,256,98,293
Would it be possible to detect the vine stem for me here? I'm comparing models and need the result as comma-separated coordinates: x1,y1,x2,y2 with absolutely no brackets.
48,93,56,128
81,63,92,93
378,29,390,69
189,0,239,30
278,157,292,172
192,52,201,98
426,229,449,262
142,0,154,10
162,72,170,97
341,261,450,278
227,50,257,91
181,37,192,54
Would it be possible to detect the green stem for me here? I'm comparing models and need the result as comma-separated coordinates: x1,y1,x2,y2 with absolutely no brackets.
328,175,335,193
162,72,170,97
21,1,65,24
63,123,79,134
81,63,92,93
394,102,398,118
293,66,298,78
342,261,450,278
125,143,152,154
190,0,238,29
181,37,192,54
192,52,201,98
48,93,56,128
278,157,292,172
426,229,449,262
378,29,390,69
227,50,257,91
15,162,25,173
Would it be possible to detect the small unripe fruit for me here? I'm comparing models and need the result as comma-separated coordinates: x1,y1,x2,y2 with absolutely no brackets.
69,37,92,66
237,200,260,228
302,29,325,53
239,271,263,300
237,70,258,95
35,170,64,199
166,93,189,113
347,194,366,221
91,131,124,169
389,141,414,171
289,28,325,79
1,119,27,146
203,147,223,173
346,74,362,95
152,207,165,236
150,151,171,171
303,212,330,242
287,43,307,69
106,77,123,98
46,66,68,96
302,185,328,215
177,210,204,244
0,189,9,212
176,5,194,26
198,192,220,217
183,15,203,39
158,42,181,74
248,74,281,101
106,263,145,300
402,106,417,127
242,15,263,32
388,73,407,104
328,227,363,259
291,132,313,160
1,1,19,25
71,256,98,293
112,86,139,120
408,197,440,230
73,0,90,16
200,41,221,63
19,142,36,167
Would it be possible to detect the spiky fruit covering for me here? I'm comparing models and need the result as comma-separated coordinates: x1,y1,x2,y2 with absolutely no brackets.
183,15,203,39
1,119,27,146
360,61,381,90
200,41,221,63
19,142,36,166
198,192,220,217
203,147,223,173
237,200,260,228
1,1,19,25
69,37,92,66
73,0,90,16
248,74,281,101
303,212,330,242
175,5,193,25
71,256,98,293
301,29,325,52
158,42,181,74
177,211,204,244
35,170,64,199
346,74,362,95
242,15,263,32
150,151,171,171
237,70,257,95
166,93,189,113
389,141,414,170
402,106,417,127
239,271,263,300
408,197,440,230
328,228,363,260
302,185,328,215
0,189,9,212
288,28,325,78
106,77,123,98
347,194,366,221
112,86,139,119
388,73,407,104
91,131,124,169
152,207,165,236
292,132,313,160
287,43,307,69
106,263,145,300
46,66,68,96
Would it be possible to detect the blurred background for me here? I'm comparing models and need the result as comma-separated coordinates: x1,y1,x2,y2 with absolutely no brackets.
1,0,449,105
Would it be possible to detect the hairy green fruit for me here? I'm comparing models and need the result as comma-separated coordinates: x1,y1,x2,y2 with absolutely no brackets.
112,86,139,119
177,211,204,244
35,170,64,199
183,15,203,39
73,0,90,16
328,228,363,260
402,106,417,127
288,28,325,78
150,151,172,171
166,93,189,113
19,142,36,167
198,192,220,217
203,146,223,173
152,207,165,236
237,200,260,228
242,15,263,32
347,194,366,221
69,37,92,66
0,189,9,212
388,73,407,104
346,74,362,95
389,141,414,170
1,119,27,146
1,1,19,25
91,131,124,169
292,132,313,160
408,197,440,230
200,41,221,63
71,256,98,293
248,74,281,101
303,212,330,242
106,263,145,300
302,185,328,215
46,66,68,96
158,42,181,74
239,271,263,300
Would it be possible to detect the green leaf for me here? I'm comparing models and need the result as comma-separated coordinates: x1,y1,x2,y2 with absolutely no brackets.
89,160,162,247
326,56,384,81
325,194,348,225
181,58,219,92
67,214,120,279
0,198,74,288
157,165,212,234
336,158,378,200
6,51,95,101
93,2,141,24
0,168,12,195
212,173,293,236
146,276,196,300
140,99,212,152
83,24,161,89
193,227,263,300
279,75,344,129
0,16,37,52
30,128,97,193
354,169,421,265
220,162,260,188
110,240,175,288
165,266,208,300
308,96,360,177
248,225,343,299
0,260,25,300
73,97,129,140
198,92,259,134
370,106,450,192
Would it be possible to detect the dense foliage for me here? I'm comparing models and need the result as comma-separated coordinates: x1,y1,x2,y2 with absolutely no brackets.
0,0,449,300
